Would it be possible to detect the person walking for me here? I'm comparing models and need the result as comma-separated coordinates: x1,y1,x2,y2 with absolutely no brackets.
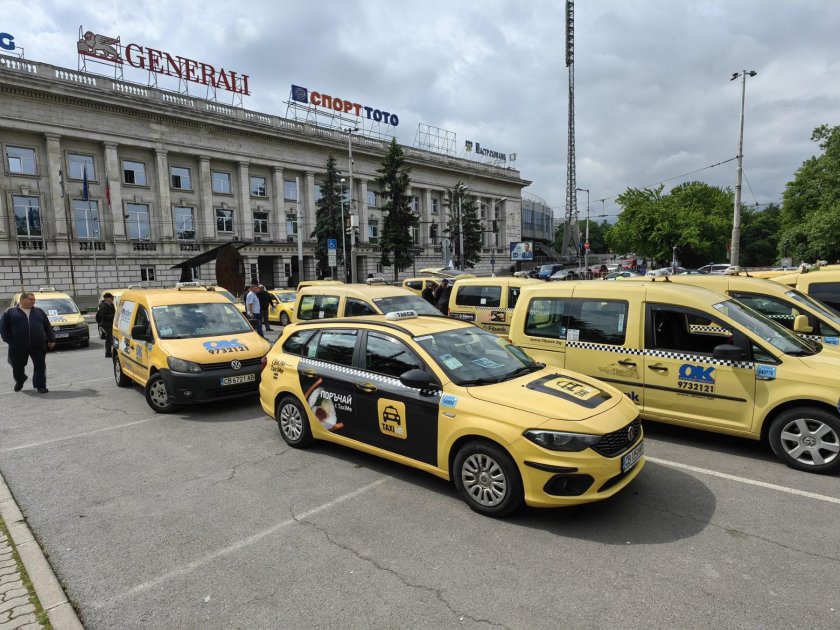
257,285,275,331
96,292,116,358
245,285,265,338
0,292,56,393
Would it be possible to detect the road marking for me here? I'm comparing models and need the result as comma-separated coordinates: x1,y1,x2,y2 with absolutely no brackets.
95,477,389,607
646,456,840,505
0,376,111,397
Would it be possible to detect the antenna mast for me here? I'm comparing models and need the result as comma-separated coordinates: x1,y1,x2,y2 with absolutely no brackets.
561,0,580,260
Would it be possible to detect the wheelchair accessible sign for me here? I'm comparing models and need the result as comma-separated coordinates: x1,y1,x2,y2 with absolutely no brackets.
328,239,337,267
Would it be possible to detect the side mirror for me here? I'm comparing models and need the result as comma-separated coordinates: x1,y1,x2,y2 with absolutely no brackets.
793,314,813,334
399,368,435,391
712,343,744,360
131,324,152,342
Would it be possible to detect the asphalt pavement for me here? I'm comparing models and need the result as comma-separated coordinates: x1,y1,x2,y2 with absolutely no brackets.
0,325,838,629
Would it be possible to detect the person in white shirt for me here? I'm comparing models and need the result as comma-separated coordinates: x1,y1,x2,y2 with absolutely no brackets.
245,285,265,338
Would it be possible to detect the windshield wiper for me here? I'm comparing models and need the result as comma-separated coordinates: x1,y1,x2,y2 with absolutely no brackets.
459,364,543,387
503,364,544,379
458,376,507,386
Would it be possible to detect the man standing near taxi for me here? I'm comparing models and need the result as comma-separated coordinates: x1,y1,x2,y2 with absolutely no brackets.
245,284,265,338
97,292,116,358
0,292,56,393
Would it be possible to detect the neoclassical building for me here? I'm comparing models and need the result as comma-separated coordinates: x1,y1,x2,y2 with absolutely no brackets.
0,54,531,305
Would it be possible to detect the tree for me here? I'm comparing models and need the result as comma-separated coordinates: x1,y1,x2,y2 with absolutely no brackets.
740,203,782,266
311,155,343,279
376,139,416,282
444,183,483,269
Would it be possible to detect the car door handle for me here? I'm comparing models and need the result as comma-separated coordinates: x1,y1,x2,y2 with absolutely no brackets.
355,382,378,393
618,359,637,367
300,368,317,378
648,363,668,372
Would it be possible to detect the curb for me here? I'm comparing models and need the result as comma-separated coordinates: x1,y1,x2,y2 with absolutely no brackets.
0,472,84,629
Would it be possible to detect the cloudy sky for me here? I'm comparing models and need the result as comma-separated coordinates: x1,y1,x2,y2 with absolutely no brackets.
5,0,840,221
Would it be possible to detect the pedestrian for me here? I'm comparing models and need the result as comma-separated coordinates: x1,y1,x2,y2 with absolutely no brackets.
0,292,56,393
257,284,275,331
96,292,116,358
432,278,446,305
421,281,436,305
436,279,452,315
245,285,265,338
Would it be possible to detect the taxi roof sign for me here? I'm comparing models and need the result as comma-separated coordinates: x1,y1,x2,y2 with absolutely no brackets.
386,310,418,321
175,281,214,291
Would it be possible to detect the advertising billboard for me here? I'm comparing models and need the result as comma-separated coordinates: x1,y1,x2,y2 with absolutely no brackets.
510,242,534,261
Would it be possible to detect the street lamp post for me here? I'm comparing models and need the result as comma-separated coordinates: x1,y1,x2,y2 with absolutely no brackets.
730,69,757,268
345,126,359,283
576,187,589,275
340,177,347,282
490,197,507,276
457,183,468,270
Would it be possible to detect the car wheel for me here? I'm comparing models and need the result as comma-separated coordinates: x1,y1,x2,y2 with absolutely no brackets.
768,408,840,473
453,441,523,517
145,372,175,413
276,395,313,447
113,356,132,388
280,312,290,326
98,325,107,340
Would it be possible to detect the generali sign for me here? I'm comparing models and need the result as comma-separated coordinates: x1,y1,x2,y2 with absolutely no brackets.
77,30,251,95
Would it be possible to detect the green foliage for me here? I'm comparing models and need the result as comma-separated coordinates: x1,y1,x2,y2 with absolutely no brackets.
376,139,417,282
444,183,483,268
311,155,344,279
740,203,782,266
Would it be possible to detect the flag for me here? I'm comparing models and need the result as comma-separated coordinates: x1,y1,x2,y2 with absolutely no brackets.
59,169,65,198
105,174,111,209
82,165,89,201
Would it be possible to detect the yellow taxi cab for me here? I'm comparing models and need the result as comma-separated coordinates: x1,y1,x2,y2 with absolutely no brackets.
294,284,441,323
113,283,271,412
418,267,476,281
10,288,89,348
509,281,840,474
267,290,297,326
401,277,439,296
771,270,840,312
260,311,644,517
212,285,247,315
448,277,541,335
297,280,344,291
638,273,840,348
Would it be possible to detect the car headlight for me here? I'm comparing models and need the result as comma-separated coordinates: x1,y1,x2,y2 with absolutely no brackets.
167,357,203,374
523,429,602,452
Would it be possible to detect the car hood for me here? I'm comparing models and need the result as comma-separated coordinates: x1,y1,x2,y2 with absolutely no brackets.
157,332,271,363
48,313,85,326
466,367,624,422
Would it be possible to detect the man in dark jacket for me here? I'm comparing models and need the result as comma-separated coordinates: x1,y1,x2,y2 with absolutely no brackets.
96,292,116,358
257,285,276,331
0,292,56,393
435,279,452,315
421,281,436,305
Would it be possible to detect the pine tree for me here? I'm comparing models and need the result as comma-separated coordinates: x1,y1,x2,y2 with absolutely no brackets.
444,183,483,269
376,139,417,282
311,155,344,279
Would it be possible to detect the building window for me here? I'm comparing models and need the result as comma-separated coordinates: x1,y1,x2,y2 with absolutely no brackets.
212,171,232,194
123,160,147,185
13,195,42,237
429,224,438,245
170,166,192,190
6,146,37,175
284,179,298,201
410,226,419,244
286,213,298,236
249,263,258,285
174,206,195,240
254,211,269,235
73,199,100,239
368,219,379,244
431,197,439,214
314,184,323,202
140,266,155,282
126,203,151,240
216,208,234,233
251,176,267,197
410,196,419,213
68,154,95,180
367,191,377,207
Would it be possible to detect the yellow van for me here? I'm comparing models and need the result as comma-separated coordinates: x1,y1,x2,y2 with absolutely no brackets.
448,277,541,335
771,270,840,312
10,288,89,348
296,280,344,292
401,277,439,296
647,274,840,347
267,290,297,326
112,285,271,412
509,281,840,474
294,284,441,323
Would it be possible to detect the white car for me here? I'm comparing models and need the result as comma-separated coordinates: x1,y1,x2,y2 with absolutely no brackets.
697,263,731,274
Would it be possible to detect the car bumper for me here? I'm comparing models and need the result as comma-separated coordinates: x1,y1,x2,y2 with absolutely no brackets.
160,366,263,403
53,326,89,345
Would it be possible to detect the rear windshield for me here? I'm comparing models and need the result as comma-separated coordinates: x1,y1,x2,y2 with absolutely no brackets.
37,298,79,315
152,303,252,339
372,295,440,316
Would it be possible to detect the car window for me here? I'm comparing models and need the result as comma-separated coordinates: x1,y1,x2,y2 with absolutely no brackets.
730,292,806,331
524,297,569,338
345,298,377,317
571,300,628,345
372,295,441,316
405,281,422,291
134,305,150,333
365,332,425,378
297,295,341,321
508,287,523,308
311,330,357,366
808,283,840,312
647,308,732,355
455,285,502,307
282,329,317,355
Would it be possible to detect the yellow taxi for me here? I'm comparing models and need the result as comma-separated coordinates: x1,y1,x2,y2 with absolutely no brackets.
509,281,840,474
212,285,247,315
267,290,297,326
294,284,441,322
259,311,644,517
10,288,89,348
448,277,541,335
113,283,271,412
297,280,344,291
771,270,840,312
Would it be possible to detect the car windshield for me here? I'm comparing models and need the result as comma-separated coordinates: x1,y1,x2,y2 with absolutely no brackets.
152,303,252,339
786,290,840,326
37,298,79,315
713,299,815,355
539,264,556,273
215,289,238,303
373,295,441,316
276,292,296,303
415,327,540,386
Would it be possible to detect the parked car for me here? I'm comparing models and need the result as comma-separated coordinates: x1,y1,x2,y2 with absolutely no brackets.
549,269,581,281
697,263,731,275
537,264,566,280
604,270,643,280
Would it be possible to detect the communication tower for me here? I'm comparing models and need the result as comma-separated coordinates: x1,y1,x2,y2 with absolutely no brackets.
560,0,581,259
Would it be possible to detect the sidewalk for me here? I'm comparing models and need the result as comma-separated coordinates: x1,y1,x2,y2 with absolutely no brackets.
0,474,83,629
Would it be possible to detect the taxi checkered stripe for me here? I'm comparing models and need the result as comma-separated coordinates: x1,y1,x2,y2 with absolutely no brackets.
566,341,754,369
470,306,512,311
800,334,822,340
689,325,732,335
299,358,443,395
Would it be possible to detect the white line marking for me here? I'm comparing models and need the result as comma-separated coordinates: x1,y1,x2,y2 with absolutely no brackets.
96,477,389,607
0,418,162,452
646,456,840,505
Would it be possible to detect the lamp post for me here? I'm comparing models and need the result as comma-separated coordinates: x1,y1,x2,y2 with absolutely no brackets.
345,126,359,283
340,177,347,282
729,69,757,268
457,183,468,270
576,187,589,275
490,197,507,276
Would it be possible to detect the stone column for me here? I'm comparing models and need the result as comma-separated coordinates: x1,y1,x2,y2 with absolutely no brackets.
103,142,125,239
44,134,67,237
237,161,254,240
271,165,284,239
198,157,213,241
303,171,315,242
155,149,174,239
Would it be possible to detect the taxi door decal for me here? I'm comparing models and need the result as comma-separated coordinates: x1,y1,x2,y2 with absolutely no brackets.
378,399,408,439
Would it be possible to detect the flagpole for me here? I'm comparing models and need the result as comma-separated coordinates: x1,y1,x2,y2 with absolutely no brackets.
60,168,78,298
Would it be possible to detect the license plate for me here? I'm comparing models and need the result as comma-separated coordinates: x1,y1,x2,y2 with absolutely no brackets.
621,440,644,473
220,374,255,386
55,333,69,338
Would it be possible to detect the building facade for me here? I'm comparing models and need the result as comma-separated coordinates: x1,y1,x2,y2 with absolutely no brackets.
0,55,530,305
